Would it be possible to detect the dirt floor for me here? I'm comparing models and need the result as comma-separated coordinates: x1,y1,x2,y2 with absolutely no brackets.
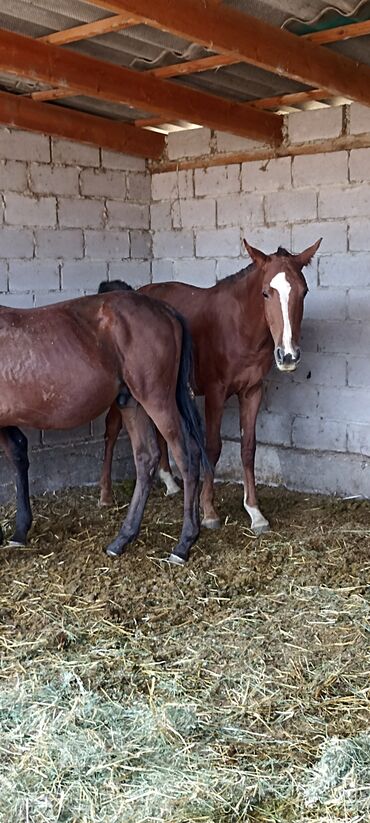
0,481,369,822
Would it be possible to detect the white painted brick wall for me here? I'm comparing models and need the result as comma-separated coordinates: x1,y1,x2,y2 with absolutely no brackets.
150,123,370,497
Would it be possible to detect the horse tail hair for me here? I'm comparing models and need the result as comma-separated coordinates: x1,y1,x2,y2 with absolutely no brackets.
98,279,133,294
175,314,210,474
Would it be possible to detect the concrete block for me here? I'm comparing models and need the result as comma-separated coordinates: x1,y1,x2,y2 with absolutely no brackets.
80,168,126,199
291,351,346,387
109,260,151,287
316,319,370,355
292,221,347,254
216,256,245,279
256,410,292,446
107,201,149,229
319,184,370,219
173,258,216,287
194,165,240,197
319,253,370,288
62,260,108,290
30,163,79,196
0,292,34,308
84,230,130,260
0,228,34,258
303,286,346,320
126,172,151,203
318,386,370,424
348,219,370,251
347,423,370,456
0,262,8,291
150,202,172,230
35,229,84,259
220,405,240,440
151,259,174,282
265,190,317,223
34,290,83,306
348,288,370,320
292,152,348,187
0,161,27,192
9,261,59,292
288,107,343,143
5,194,56,227
172,197,216,229
242,156,291,192
349,103,370,134
216,132,263,153
58,198,104,228
153,229,193,258
195,227,240,258
0,128,50,162
151,170,193,201
217,192,264,227
130,230,151,258
167,127,211,160
292,416,346,452
347,356,370,388
349,148,370,182
101,149,145,171
52,138,100,167
43,424,91,445
265,379,319,416
243,225,291,254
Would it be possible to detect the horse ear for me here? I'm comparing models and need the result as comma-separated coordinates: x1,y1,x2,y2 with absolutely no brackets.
243,239,268,266
294,238,322,268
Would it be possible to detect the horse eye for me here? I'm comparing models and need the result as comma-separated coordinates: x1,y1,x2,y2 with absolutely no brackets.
262,290,269,299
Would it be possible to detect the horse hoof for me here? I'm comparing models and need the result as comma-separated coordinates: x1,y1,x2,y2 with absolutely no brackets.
98,499,113,508
165,485,181,497
106,544,123,558
252,523,270,536
201,517,221,530
168,553,186,566
7,539,26,548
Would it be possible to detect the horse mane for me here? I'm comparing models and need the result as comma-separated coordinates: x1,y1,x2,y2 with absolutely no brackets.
98,279,133,294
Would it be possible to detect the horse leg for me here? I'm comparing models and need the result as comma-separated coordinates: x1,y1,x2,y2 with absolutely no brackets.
157,430,181,496
0,427,32,546
99,404,122,507
105,401,160,557
239,385,270,535
200,390,225,529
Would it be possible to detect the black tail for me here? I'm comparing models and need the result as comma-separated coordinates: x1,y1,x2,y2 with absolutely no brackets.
175,315,210,473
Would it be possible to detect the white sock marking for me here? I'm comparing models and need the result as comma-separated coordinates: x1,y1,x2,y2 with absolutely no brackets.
158,468,181,496
270,270,294,356
244,495,270,531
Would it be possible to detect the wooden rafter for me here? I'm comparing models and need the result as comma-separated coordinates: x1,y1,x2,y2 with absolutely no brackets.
0,89,164,156
82,0,370,108
0,29,282,144
39,13,140,46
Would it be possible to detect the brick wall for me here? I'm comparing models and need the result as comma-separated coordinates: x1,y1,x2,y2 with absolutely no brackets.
0,128,151,500
151,104,370,498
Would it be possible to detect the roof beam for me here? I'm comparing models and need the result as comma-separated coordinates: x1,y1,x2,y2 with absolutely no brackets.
39,13,140,46
84,0,370,107
0,29,282,144
0,90,164,157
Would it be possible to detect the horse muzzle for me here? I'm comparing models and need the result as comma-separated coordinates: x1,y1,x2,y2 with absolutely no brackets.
274,346,301,372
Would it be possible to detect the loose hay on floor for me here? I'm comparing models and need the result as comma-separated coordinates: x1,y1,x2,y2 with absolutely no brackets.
0,482,369,822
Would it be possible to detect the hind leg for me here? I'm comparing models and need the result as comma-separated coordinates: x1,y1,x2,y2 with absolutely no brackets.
99,404,122,507
157,431,181,496
105,400,160,557
0,427,32,546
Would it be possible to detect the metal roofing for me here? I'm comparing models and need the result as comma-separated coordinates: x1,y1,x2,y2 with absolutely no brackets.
0,0,369,128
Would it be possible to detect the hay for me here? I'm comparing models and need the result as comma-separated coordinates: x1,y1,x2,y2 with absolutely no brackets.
0,483,369,822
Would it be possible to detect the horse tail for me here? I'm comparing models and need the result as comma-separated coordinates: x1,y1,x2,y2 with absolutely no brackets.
175,314,210,473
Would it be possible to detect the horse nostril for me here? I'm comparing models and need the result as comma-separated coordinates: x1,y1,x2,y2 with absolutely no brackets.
296,347,301,361
276,346,284,363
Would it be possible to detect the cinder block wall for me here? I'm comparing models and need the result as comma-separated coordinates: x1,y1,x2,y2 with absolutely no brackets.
0,128,151,500
151,104,370,498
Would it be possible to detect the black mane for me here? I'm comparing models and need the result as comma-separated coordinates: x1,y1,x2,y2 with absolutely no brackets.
98,279,133,294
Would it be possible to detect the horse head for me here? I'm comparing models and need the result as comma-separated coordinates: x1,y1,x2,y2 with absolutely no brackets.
243,238,322,372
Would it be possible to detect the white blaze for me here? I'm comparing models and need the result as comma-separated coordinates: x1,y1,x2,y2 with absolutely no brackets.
270,270,294,355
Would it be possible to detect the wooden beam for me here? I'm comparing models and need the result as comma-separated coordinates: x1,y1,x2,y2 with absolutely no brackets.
152,54,237,78
251,88,331,110
0,29,282,144
306,19,370,45
151,131,370,173
39,13,140,46
0,90,164,157
83,0,370,108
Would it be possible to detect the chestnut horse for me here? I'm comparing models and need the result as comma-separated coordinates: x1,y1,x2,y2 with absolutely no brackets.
0,291,207,564
98,239,321,533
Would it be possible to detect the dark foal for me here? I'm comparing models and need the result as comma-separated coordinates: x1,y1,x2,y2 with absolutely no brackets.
0,291,206,564
98,239,321,533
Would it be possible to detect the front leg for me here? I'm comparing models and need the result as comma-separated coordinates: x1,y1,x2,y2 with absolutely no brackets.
200,389,226,529
239,384,270,535
0,427,32,546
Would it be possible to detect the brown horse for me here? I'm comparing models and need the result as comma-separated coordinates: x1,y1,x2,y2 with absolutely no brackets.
98,239,321,533
0,291,207,564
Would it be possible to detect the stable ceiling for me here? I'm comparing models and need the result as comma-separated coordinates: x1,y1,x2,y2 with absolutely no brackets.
0,0,369,158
